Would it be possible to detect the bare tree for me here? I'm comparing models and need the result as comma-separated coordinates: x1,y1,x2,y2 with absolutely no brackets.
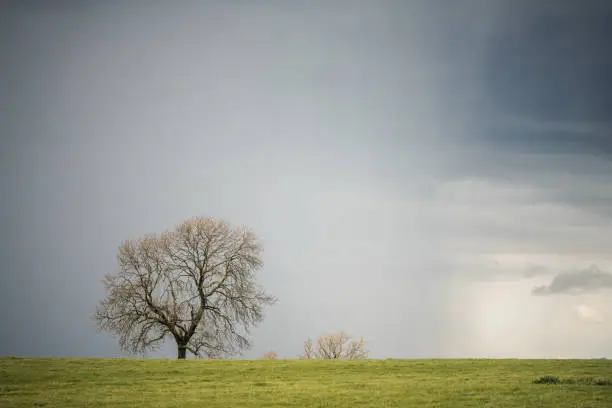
301,339,314,359
94,217,277,359
300,331,368,359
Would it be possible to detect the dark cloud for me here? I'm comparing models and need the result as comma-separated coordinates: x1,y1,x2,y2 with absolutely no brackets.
484,1,612,124
481,118,612,159
466,0,612,179
2,0,612,360
532,265,612,295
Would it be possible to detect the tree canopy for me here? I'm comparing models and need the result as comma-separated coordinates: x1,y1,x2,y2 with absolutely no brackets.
94,217,277,359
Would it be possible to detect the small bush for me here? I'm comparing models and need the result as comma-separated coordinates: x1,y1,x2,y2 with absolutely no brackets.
300,331,368,359
533,376,560,384
533,376,612,386
581,377,612,386
262,351,277,360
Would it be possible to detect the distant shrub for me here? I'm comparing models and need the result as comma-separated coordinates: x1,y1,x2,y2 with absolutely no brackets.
263,351,278,360
300,331,368,360
533,376,612,386
572,377,612,386
533,376,560,384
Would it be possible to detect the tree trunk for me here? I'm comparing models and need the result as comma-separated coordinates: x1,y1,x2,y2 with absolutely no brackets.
177,345,187,359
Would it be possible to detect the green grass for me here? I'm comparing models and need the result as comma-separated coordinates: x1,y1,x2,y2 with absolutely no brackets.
1,357,611,407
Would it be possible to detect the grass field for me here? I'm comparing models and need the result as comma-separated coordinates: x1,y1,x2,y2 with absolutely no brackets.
1,357,611,407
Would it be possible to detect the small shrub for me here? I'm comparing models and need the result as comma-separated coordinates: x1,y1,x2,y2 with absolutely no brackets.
584,377,612,386
262,351,277,360
533,376,612,386
533,375,560,384
300,331,368,359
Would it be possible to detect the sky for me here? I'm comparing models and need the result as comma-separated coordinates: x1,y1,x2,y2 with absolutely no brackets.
1,0,612,359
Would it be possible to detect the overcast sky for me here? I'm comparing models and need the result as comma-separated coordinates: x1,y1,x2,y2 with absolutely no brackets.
2,0,612,359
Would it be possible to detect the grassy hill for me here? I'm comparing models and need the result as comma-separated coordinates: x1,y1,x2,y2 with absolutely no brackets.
1,357,611,407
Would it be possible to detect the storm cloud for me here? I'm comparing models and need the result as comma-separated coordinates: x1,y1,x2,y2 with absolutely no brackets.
1,0,612,359
533,265,612,296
